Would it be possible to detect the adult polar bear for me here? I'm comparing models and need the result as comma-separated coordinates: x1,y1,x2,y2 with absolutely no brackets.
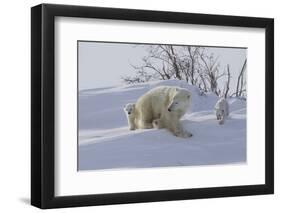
133,86,192,138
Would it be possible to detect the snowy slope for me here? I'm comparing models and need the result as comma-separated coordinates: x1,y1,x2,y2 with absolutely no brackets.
78,80,246,171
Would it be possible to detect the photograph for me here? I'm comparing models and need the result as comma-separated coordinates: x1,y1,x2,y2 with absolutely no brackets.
78,41,247,171
31,3,274,209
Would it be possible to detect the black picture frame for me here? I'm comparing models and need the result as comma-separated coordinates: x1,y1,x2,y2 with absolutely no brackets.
31,3,274,209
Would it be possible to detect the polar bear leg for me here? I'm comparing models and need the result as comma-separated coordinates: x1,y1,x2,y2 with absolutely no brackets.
171,121,192,138
136,107,154,129
218,118,224,125
137,116,153,129
128,119,136,130
159,115,192,138
138,121,153,129
219,113,225,125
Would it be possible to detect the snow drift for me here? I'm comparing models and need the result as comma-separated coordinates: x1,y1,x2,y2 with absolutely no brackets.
78,80,246,171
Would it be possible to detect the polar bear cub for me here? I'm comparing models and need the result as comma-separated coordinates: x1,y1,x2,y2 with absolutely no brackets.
133,86,192,138
214,98,229,125
123,103,136,130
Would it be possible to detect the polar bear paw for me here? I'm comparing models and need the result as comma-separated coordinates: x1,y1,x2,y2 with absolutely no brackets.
219,119,224,125
174,130,193,138
182,130,193,138
152,119,162,129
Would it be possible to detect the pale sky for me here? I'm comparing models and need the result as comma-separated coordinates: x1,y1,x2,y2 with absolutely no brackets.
78,41,247,93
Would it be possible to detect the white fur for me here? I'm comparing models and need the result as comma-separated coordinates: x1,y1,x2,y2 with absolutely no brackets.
214,98,229,125
123,103,136,130
133,86,192,138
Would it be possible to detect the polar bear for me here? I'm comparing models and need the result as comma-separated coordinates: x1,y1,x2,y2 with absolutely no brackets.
123,103,136,130
133,86,192,138
214,97,229,125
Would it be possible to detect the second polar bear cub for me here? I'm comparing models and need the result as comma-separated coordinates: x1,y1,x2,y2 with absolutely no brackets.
214,97,229,125
133,86,192,138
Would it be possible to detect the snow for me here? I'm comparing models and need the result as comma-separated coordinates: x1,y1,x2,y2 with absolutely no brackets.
78,80,246,171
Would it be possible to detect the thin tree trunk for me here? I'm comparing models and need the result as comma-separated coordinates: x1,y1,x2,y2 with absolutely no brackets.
236,59,247,97
169,46,182,80
224,64,231,98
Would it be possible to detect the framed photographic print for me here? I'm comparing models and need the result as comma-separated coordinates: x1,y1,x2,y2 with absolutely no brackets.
31,3,274,209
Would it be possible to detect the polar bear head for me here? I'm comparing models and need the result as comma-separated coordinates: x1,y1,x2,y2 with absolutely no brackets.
123,103,135,116
167,88,192,112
